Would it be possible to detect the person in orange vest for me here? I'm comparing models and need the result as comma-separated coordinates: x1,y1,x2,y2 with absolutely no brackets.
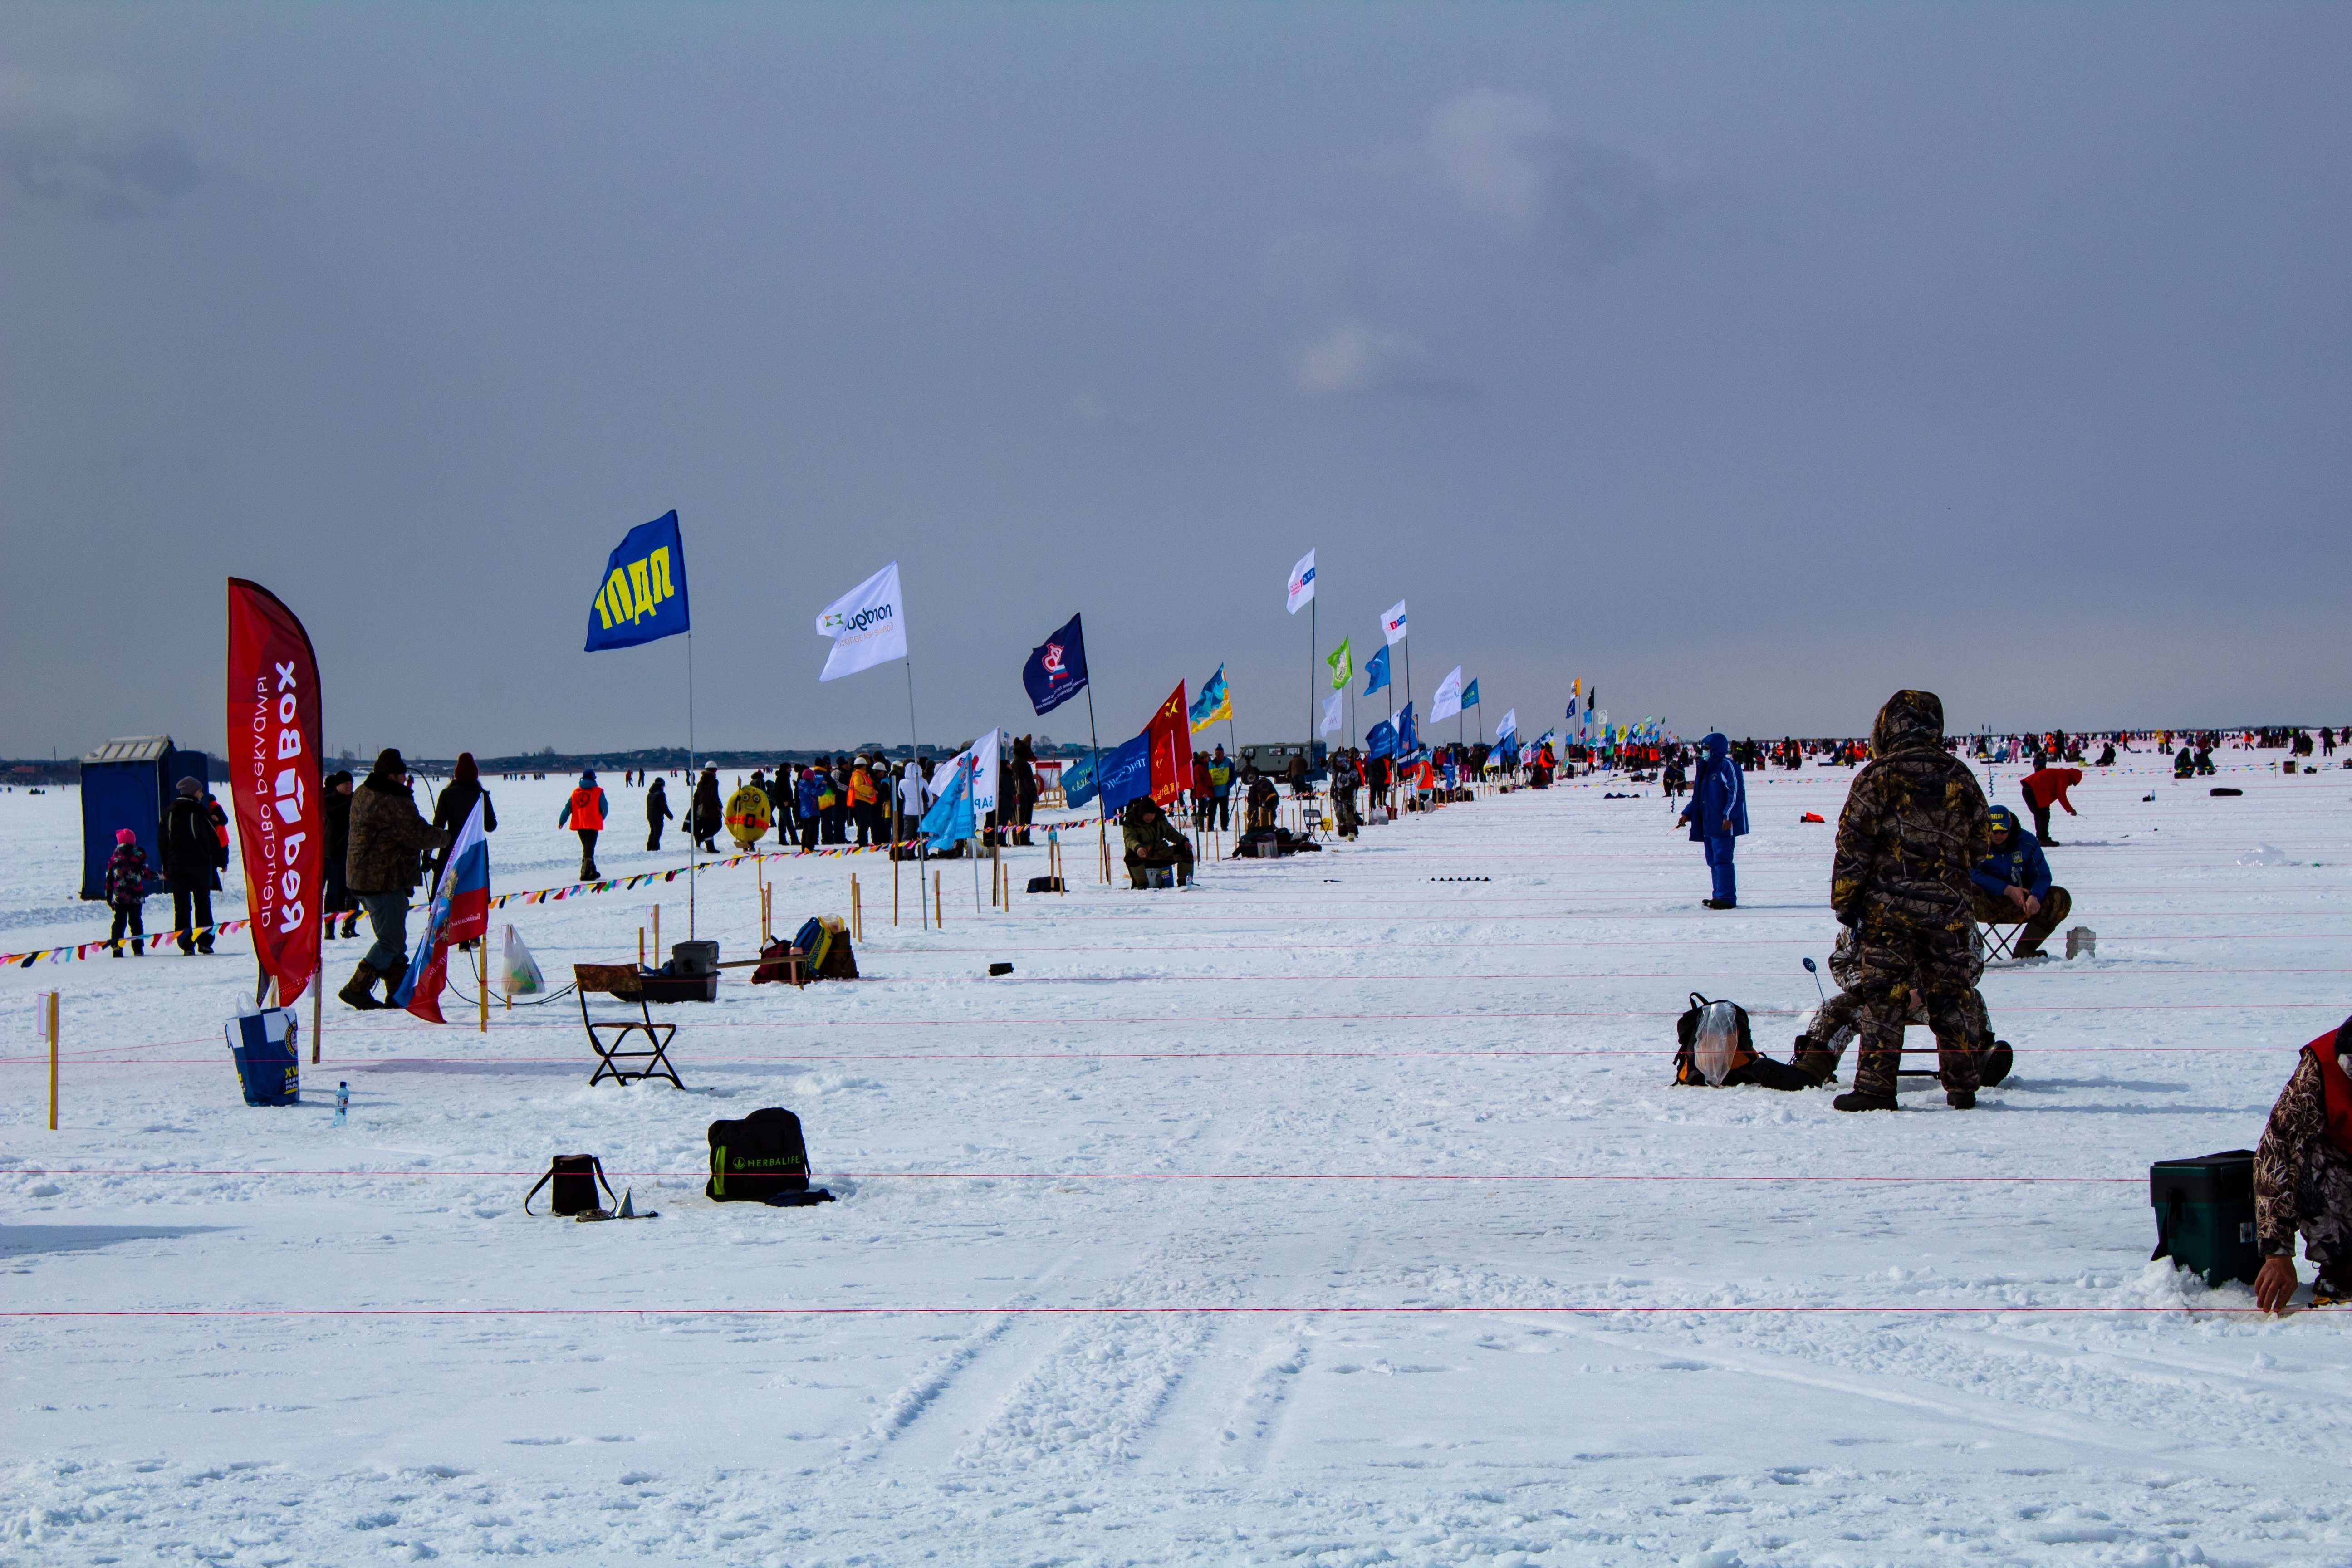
557,769,609,881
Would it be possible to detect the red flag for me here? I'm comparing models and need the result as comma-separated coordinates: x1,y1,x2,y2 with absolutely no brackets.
225,580,324,1004
1146,681,1190,807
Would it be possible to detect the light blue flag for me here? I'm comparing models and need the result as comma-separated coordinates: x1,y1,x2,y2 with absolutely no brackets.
1364,644,1391,696
1462,679,1479,709
1062,752,1098,809
920,755,975,851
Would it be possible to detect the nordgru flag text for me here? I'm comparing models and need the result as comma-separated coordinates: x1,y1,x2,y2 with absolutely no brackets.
815,561,908,681
585,510,689,651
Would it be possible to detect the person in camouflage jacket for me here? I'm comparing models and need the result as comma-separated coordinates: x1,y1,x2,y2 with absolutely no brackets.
1828,690,1993,1109
1121,796,1195,887
2253,1017,2352,1311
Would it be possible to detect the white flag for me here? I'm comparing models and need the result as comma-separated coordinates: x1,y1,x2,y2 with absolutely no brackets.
1496,708,1517,740
814,560,908,682
969,727,1002,813
1381,599,1408,645
1286,549,1317,615
1319,690,1343,737
1430,665,1464,723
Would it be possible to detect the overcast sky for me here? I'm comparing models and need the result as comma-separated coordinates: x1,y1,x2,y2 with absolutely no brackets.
3,4,2345,760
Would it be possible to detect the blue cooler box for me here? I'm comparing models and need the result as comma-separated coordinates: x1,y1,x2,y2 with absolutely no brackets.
225,1009,301,1106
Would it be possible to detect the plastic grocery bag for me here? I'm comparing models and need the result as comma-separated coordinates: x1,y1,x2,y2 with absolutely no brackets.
500,924,547,996
1692,1000,1741,1087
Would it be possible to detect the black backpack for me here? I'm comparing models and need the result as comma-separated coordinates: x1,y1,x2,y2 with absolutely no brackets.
706,1108,835,1206
1672,992,1811,1092
524,1154,616,1216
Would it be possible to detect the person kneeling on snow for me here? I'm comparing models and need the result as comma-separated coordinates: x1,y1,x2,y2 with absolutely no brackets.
1970,806,2072,960
1793,927,2011,1090
1121,796,1194,888
2255,1014,2352,1312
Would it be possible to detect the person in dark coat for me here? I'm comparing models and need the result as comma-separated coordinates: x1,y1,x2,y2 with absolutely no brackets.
645,775,673,851
1013,735,1040,846
430,752,497,897
691,763,723,853
1676,732,1749,909
159,776,227,955
103,828,151,956
340,748,448,1009
322,771,358,939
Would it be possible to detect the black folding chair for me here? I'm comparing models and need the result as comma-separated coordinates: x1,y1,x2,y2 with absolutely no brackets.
1975,919,2021,963
574,964,684,1089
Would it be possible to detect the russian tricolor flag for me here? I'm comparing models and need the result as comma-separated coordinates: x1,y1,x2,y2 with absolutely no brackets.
394,798,490,1024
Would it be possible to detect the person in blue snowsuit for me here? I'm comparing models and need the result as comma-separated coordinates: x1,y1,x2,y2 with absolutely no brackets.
1677,731,1749,909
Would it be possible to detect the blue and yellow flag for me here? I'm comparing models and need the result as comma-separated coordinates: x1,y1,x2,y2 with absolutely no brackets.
585,510,690,651
1189,665,1232,732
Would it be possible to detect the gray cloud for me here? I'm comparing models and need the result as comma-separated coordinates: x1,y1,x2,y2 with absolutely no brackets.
0,71,200,217
1428,88,1726,268
1288,319,1470,399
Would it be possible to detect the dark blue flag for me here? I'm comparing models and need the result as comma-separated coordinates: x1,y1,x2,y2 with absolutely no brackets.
1365,719,1398,759
1094,732,1152,817
1461,679,1479,709
1397,701,1417,755
1363,643,1390,696
584,510,690,651
1022,613,1089,717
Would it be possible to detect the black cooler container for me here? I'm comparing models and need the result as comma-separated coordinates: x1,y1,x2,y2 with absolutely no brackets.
2150,1149,2261,1288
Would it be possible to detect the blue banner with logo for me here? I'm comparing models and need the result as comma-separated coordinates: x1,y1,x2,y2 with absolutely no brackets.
1461,678,1479,709
1397,701,1417,755
1363,643,1390,696
1022,612,1089,717
1094,732,1152,817
584,510,690,651
1062,751,1098,809
1365,719,1398,759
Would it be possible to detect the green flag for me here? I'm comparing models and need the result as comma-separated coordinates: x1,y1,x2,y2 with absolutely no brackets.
1327,636,1352,691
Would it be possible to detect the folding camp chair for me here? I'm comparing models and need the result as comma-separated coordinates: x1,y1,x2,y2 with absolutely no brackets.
1975,919,2021,964
573,963,684,1089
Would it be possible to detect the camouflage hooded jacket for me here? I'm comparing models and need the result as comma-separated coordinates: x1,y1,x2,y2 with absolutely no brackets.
1830,690,1990,932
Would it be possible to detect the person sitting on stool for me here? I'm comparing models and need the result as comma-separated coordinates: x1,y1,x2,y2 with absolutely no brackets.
2255,1013,2352,1312
1970,805,2071,960
1121,796,1194,887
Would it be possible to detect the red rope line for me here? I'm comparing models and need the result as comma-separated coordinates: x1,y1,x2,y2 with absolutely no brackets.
0,1303,2289,1319
3,1168,2137,1182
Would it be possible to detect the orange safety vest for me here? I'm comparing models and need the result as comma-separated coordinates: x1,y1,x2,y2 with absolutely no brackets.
568,786,605,830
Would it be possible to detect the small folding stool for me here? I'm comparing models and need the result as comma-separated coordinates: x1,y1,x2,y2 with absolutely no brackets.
573,963,685,1089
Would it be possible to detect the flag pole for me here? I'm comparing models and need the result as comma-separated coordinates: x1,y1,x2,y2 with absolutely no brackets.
906,659,928,928
1084,685,1107,885
686,625,696,944
1307,596,1316,757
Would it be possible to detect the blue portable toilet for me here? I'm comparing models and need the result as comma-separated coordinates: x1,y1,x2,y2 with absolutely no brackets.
80,736,211,902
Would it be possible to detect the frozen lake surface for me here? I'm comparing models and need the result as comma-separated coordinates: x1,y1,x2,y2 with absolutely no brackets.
4,751,2350,1565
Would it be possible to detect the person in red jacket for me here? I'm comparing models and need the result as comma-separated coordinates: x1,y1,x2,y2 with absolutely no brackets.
2018,765,2082,846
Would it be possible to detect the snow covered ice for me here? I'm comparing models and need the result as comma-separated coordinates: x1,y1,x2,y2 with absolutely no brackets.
5,754,2352,1565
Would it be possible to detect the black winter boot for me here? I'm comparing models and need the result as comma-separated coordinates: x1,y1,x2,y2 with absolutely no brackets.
338,961,384,1010
1978,1041,2014,1087
1946,1089,1976,1110
1833,1089,1898,1112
